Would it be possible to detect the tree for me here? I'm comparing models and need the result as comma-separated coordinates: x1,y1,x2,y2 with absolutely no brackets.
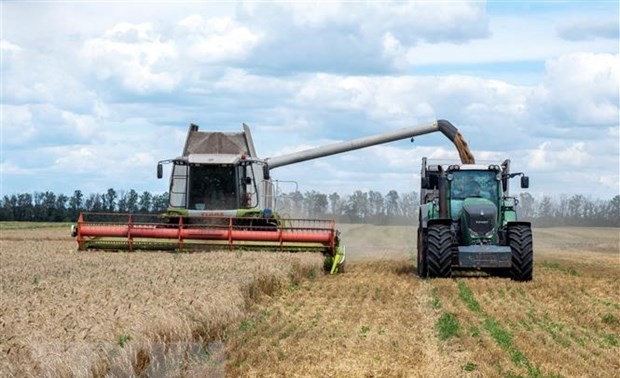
399,191,418,221
304,191,328,218
368,190,385,223
126,189,139,213
151,193,169,213
69,190,83,219
344,191,369,222
386,190,400,218
117,190,128,213
139,191,152,213
328,192,340,217
104,188,117,212
0,195,17,221
84,194,103,212
17,193,34,220
519,192,536,220
55,194,68,221
537,195,554,226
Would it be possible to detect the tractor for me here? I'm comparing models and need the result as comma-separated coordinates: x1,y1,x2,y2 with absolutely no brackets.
417,158,533,281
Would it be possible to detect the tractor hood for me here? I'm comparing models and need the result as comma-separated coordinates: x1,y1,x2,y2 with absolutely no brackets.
460,197,498,243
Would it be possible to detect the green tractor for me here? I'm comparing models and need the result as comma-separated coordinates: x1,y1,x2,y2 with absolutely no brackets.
417,158,533,281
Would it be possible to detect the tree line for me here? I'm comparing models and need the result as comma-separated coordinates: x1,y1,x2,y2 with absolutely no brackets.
0,188,618,227
0,189,169,222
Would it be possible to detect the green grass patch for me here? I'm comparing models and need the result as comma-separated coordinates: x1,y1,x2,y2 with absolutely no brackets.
458,281,483,314
540,260,579,276
597,299,620,310
463,361,477,372
239,320,256,332
602,313,619,326
436,312,460,340
430,287,442,309
484,317,513,351
601,333,618,347
117,333,132,348
359,325,371,338
469,325,480,338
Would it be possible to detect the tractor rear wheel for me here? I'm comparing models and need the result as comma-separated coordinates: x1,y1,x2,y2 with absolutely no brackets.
427,224,452,278
417,227,428,278
509,225,533,281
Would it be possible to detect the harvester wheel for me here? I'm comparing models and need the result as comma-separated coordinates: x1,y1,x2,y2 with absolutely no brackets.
427,224,452,278
509,225,533,281
417,227,428,278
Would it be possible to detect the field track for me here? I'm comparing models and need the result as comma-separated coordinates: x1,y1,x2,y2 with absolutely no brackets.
1,224,618,377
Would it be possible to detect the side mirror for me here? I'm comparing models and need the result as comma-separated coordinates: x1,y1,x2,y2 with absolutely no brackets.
157,163,163,179
521,175,529,189
263,164,270,180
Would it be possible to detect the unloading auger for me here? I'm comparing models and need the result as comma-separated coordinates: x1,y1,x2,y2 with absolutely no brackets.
72,119,474,273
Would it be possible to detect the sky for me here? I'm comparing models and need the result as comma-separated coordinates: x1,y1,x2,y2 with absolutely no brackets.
1,1,619,201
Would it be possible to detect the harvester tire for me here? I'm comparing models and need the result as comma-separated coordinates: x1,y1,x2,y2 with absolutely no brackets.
417,227,428,278
427,224,452,278
509,225,533,281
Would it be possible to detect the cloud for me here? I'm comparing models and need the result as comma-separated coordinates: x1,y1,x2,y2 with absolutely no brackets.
238,1,489,74
526,141,593,171
528,52,619,126
1,2,618,199
81,22,180,93
1,105,35,146
557,18,619,41
179,15,263,63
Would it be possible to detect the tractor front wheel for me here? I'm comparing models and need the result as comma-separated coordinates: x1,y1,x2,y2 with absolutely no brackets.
427,224,452,278
509,225,533,281
417,227,428,278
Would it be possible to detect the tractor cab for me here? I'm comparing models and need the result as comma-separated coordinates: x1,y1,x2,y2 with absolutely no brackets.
445,165,503,245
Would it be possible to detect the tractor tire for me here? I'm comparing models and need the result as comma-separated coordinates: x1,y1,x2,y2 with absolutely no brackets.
427,224,452,278
417,227,428,278
509,225,533,281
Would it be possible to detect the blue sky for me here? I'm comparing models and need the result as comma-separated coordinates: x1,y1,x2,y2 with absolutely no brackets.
1,1,619,200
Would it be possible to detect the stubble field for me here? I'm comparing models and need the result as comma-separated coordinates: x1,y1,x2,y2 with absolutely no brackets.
1,223,618,377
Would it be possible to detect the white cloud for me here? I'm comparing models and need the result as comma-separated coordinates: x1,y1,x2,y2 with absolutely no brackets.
1,105,36,146
60,112,98,139
526,141,594,171
401,14,616,68
2,2,619,199
529,53,619,126
0,39,21,53
82,22,180,93
179,15,262,63
0,161,34,176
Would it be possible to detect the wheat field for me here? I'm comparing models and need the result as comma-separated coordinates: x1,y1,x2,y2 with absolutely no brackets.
226,225,620,378
1,224,618,377
0,225,323,377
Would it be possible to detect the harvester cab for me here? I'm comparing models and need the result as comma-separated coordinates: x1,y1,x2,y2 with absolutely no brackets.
418,158,533,281
156,124,273,220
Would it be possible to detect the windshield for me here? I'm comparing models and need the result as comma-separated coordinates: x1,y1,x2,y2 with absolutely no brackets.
450,170,499,203
189,165,238,210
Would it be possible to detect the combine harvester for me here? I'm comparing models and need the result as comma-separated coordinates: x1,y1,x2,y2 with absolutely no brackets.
72,119,476,273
